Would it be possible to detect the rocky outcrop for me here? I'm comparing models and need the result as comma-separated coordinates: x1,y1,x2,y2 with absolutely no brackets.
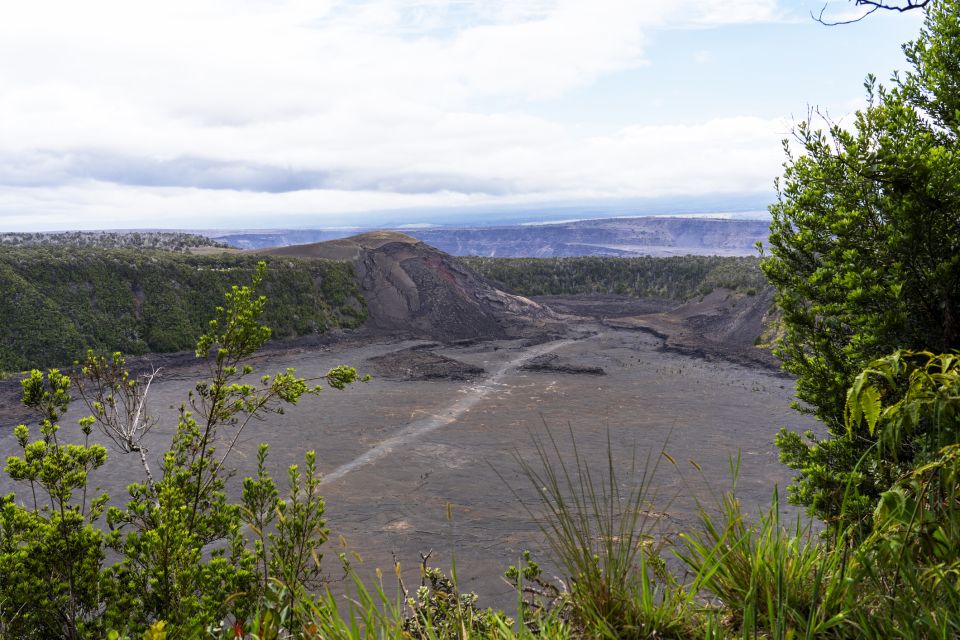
366,347,485,381
261,232,560,340
519,354,605,375
603,287,781,369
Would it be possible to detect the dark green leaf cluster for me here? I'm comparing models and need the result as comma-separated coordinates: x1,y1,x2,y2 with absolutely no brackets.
462,255,766,301
0,247,366,372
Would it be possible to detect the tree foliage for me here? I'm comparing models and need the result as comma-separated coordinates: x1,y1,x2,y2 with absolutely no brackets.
463,255,766,301
0,231,227,252
0,248,366,372
1,263,365,637
764,1,960,522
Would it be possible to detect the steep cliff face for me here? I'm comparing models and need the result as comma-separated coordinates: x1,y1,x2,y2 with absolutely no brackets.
261,232,559,340
604,287,780,368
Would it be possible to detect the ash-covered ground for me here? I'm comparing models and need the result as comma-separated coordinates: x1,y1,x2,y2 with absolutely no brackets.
0,313,815,611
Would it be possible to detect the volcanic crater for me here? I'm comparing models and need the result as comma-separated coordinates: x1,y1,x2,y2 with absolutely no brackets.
0,233,815,610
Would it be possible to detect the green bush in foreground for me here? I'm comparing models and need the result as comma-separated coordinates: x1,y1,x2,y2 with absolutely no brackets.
0,263,365,638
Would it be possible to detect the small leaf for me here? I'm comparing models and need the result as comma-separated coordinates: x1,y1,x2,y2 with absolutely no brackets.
874,488,907,526
860,385,882,435
845,386,863,435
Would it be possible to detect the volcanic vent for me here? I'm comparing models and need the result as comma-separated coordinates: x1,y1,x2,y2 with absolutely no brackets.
262,231,558,340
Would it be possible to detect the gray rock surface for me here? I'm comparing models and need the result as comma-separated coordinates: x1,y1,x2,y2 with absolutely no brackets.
263,232,562,340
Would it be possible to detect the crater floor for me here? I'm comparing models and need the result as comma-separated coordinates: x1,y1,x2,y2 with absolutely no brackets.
0,320,816,610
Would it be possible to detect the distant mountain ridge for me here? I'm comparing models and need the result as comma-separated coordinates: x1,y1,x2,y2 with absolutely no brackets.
409,217,769,257
213,216,770,257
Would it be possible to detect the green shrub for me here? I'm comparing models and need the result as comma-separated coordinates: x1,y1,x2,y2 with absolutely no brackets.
0,264,365,637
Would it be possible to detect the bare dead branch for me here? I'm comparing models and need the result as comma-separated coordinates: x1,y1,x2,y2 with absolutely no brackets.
814,0,931,26
75,362,161,490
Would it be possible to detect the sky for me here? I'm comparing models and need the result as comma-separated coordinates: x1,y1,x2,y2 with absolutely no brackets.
0,0,926,231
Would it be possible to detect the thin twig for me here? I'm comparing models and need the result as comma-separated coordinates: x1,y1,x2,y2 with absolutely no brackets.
813,0,931,26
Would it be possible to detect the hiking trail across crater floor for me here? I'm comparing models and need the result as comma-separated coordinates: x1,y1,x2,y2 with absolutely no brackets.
319,336,581,485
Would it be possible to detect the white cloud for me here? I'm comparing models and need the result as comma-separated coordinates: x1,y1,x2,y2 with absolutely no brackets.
0,0,789,229
689,0,780,25
692,49,713,64
0,114,789,229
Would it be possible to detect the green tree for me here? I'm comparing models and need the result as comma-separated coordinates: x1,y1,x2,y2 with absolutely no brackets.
0,371,107,639
1,262,365,637
763,1,960,524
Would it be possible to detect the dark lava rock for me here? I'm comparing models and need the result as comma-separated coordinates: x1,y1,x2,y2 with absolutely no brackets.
520,333,566,347
366,348,485,381
602,287,783,371
519,354,605,376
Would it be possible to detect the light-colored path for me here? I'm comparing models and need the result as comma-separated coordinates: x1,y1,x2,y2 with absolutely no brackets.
320,336,583,485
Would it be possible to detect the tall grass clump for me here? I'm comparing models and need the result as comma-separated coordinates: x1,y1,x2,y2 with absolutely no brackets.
504,428,697,639
677,480,852,638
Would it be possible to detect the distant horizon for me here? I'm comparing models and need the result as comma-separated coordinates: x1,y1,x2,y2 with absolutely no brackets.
0,192,774,233
1,207,772,235
0,1,923,231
